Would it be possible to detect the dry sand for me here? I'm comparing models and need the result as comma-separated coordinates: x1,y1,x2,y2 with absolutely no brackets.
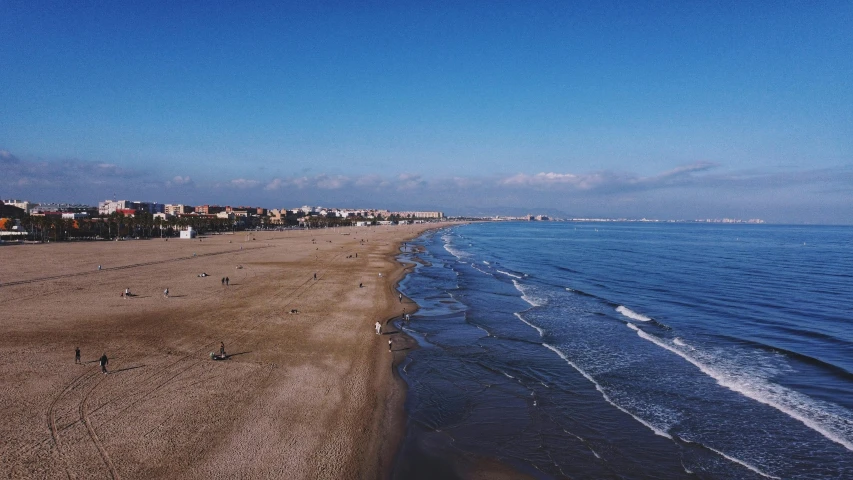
0,224,442,479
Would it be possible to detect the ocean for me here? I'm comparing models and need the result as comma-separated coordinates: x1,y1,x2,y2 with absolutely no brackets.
391,222,853,479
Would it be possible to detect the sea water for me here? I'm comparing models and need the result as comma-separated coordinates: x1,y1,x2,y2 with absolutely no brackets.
392,222,853,479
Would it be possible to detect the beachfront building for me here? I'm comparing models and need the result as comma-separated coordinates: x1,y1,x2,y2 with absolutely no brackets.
179,227,197,239
268,209,285,224
393,211,445,219
215,211,236,222
99,200,163,215
99,200,132,215
3,199,35,213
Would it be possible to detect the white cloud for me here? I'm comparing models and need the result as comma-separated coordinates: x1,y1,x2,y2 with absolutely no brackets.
315,174,350,190
499,161,717,191
166,175,194,187
230,178,261,189
265,178,284,191
0,150,21,164
395,173,426,190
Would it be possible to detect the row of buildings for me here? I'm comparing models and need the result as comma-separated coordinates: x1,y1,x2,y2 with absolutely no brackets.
3,199,444,226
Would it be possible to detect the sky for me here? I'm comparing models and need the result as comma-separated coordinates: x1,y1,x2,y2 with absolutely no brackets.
1,1,852,223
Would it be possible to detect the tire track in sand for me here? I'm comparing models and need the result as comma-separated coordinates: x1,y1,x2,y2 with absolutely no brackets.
79,376,120,479
46,369,96,480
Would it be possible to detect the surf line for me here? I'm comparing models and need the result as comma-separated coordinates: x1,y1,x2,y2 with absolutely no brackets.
626,323,853,452
542,343,672,440
616,305,652,322
545,341,782,480
514,312,544,337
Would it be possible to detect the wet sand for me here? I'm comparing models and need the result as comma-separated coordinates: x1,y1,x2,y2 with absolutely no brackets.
0,225,440,479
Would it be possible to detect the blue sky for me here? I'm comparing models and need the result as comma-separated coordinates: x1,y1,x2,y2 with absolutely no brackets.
2,1,852,222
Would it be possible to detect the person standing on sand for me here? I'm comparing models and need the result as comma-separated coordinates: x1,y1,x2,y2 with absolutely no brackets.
163,288,169,298
375,321,381,335
221,277,225,285
99,353,108,374
399,293,403,303
220,342,225,356
314,272,317,280
225,277,230,286
75,347,81,364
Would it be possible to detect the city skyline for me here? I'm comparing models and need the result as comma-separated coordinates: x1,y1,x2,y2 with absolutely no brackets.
2,3,852,223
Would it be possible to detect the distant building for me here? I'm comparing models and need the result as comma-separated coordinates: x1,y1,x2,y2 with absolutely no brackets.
3,199,35,213
99,200,132,215
165,204,194,215
196,205,225,215
98,200,162,215
179,227,197,239
268,209,286,224
28,202,93,214
393,211,444,219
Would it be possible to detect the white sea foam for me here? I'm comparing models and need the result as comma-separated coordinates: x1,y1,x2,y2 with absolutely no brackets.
616,305,652,322
474,324,491,336
673,337,686,346
441,234,470,261
680,437,780,479
513,280,547,307
497,269,523,279
514,312,544,337
543,343,672,439
626,323,853,452
471,264,494,276
483,260,490,265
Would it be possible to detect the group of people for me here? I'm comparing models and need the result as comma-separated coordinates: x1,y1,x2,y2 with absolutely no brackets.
221,277,230,285
75,348,109,374
79,343,227,371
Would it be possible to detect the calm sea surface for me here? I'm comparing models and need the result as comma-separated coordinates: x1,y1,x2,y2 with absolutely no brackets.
392,222,853,479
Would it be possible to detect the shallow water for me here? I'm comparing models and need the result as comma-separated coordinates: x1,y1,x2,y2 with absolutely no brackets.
393,222,853,479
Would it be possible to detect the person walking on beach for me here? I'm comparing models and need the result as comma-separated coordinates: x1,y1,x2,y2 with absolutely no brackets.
314,272,317,280
221,277,225,285
375,321,382,335
220,342,225,356
225,277,230,286
75,347,81,364
99,353,108,374
388,339,393,352
163,287,169,298
399,293,403,303
125,287,131,297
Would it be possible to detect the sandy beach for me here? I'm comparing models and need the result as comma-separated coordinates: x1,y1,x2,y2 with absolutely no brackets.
1,224,439,479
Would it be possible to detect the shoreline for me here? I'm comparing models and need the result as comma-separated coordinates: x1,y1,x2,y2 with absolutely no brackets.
385,225,538,480
0,224,456,479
